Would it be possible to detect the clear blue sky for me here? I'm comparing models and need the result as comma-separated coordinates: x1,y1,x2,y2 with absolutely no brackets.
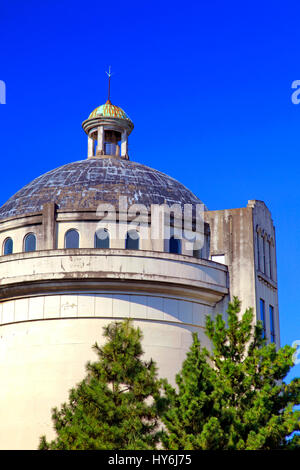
0,0,299,380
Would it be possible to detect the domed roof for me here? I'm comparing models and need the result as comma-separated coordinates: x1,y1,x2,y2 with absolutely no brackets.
0,157,203,220
88,100,132,122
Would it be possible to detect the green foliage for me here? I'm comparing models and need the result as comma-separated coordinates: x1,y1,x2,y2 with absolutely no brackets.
39,320,165,450
161,297,300,450
39,298,299,450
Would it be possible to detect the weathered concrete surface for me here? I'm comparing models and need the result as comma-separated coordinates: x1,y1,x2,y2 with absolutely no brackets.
0,248,228,450
0,157,203,219
205,200,280,347
0,249,228,304
0,315,217,449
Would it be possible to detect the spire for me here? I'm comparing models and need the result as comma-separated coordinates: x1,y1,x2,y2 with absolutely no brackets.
106,66,113,104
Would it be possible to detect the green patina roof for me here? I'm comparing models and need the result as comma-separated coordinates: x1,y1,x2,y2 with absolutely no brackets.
88,100,132,122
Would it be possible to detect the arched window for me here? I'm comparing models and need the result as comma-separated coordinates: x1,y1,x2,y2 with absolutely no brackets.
24,233,36,252
269,240,273,280
3,237,13,255
193,246,202,259
262,235,266,274
260,298,266,339
95,229,110,249
169,236,181,254
125,230,139,250
256,230,261,271
65,229,79,249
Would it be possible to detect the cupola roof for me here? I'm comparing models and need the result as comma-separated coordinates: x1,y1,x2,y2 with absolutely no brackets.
88,99,132,123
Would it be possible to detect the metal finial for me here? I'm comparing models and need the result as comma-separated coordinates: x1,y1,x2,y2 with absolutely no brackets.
105,66,113,102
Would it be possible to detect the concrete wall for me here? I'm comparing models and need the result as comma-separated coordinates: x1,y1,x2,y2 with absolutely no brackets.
0,210,210,260
0,291,224,449
205,200,280,347
0,247,228,449
249,200,280,346
205,205,256,316
0,249,228,298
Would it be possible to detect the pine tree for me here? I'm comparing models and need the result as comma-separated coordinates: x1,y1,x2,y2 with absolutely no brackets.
39,319,165,450
161,297,300,450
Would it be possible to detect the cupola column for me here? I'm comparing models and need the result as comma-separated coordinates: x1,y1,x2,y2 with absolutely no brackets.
97,126,104,155
121,130,128,158
88,135,94,158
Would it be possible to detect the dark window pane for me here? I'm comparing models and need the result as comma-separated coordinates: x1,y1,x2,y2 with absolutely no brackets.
169,236,181,254
260,298,266,338
193,241,202,259
4,238,13,255
269,242,272,279
65,229,79,249
269,305,275,343
257,232,260,270
262,237,266,273
24,233,36,252
95,229,109,248
126,231,139,250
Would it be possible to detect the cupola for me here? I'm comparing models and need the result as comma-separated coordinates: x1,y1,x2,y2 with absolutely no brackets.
82,69,134,160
